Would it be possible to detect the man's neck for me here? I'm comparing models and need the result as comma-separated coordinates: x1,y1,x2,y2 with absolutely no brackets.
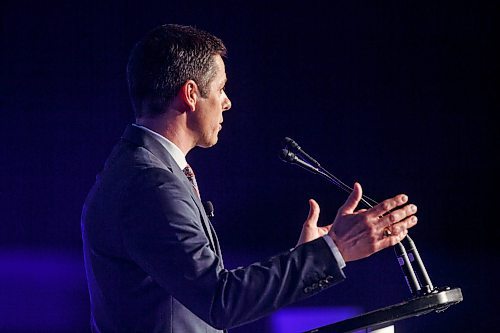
136,115,194,155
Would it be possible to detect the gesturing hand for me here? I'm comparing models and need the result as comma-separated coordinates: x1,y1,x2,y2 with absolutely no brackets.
328,182,418,262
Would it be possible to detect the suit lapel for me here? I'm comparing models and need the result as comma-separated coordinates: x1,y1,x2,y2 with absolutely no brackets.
121,125,218,254
209,222,223,266
176,168,217,249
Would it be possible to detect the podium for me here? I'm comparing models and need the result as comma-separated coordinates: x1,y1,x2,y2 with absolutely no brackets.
303,287,463,332
301,236,463,333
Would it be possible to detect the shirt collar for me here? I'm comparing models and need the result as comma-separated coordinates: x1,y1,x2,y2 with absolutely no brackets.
132,123,188,170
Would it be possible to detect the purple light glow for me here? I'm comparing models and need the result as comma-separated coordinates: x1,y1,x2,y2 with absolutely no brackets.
271,306,364,333
0,249,89,332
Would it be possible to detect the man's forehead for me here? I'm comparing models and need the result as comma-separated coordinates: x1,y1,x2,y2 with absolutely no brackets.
213,55,226,72
212,55,227,81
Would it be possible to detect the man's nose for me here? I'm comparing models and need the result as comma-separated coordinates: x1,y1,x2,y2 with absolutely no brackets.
222,94,231,111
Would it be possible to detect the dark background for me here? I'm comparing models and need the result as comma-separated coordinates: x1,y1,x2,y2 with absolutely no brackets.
1,1,497,332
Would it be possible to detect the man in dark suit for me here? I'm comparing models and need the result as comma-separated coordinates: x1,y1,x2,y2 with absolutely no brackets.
81,24,418,332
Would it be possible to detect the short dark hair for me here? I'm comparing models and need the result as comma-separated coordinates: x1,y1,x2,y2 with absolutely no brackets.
127,24,227,117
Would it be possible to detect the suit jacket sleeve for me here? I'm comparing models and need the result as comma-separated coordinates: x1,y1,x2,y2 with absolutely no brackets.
121,167,346,330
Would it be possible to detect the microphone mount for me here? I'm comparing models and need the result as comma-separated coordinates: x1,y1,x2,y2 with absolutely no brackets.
279,137,440,298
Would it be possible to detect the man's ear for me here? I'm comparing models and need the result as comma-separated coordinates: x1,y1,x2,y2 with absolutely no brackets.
178,80,199,112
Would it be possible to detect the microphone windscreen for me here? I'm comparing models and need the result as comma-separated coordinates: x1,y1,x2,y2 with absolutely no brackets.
203,201,215,218
283,137,298,149
279,149,295,162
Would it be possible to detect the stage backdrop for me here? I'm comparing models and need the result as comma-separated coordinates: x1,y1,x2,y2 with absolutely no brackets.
1,1,497,332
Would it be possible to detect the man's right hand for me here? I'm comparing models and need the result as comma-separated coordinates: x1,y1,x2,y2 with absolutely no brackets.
328,182,418,262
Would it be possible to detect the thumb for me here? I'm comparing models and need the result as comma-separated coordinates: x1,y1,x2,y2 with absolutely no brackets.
305,199,320,226
338,182,362,215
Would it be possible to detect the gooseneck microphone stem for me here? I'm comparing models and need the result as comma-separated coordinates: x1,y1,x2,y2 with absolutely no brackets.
280,148,376,208
279,137,435,297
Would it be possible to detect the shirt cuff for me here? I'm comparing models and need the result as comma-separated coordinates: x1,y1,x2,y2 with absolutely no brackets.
322,235,346,269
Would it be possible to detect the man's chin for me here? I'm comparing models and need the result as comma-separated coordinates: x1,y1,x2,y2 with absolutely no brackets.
197,136,219,148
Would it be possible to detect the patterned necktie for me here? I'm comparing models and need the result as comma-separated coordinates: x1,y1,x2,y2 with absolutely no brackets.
183,164,201,199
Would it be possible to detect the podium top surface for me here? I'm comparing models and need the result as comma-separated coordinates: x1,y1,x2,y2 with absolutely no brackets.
304,287,463,333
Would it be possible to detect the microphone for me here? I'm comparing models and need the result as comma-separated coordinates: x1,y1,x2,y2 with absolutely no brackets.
283,137,321,167
203,201,215,218
280,142,377,208
280,149,349,190
279,149,322,175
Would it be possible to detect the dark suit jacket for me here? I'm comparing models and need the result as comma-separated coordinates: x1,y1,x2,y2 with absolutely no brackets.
81,125,346,332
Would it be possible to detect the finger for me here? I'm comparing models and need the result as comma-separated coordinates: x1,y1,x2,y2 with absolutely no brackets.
387,215,418,234
382,228,409,247
379,204,417,228
379,215,418,247
338,182,362,215
305,199,320,227
369,194,408,218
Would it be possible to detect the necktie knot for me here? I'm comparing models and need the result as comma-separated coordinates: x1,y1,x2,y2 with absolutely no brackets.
183,164,200,198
